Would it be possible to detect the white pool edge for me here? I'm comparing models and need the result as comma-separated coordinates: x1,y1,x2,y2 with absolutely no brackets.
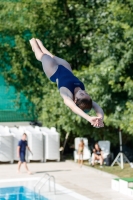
0,177,92,200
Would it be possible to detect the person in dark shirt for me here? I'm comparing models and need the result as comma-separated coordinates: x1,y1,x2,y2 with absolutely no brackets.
92,143,103,168
17,133,32,174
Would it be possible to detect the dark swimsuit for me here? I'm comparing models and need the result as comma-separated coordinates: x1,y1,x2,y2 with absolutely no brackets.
49,65,91,113
50,65,85,95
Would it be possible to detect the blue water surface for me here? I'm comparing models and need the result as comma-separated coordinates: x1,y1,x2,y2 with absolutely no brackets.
0,186,48,200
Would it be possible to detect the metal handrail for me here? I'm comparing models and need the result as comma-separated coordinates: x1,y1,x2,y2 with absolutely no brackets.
49,175,56,194
33,173,49,192
34,172,56,199
38,175,56,197
38,176,51,196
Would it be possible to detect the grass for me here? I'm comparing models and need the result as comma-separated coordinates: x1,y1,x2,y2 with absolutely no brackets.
84,162,133,178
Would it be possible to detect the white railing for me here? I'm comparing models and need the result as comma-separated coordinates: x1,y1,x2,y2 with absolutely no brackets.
34,173,56,199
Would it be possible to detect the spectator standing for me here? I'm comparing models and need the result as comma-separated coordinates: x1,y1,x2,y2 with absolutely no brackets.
17,133,32,174
78,139,85,167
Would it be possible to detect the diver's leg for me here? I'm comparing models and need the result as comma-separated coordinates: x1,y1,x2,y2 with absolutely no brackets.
41,54,58,78
36,39,72,72
35,39,54,58
30,38,58,78
54,56,72,72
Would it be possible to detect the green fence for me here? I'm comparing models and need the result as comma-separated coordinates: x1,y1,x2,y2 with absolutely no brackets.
0,0,36,122
0,75,35,122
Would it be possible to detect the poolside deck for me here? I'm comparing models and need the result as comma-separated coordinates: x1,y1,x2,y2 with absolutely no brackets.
0,160,132,200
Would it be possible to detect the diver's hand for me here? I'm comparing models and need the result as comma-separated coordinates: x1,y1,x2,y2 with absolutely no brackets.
98,118,104,127
89,116,100,126
89,117,104,128
93,118,104,128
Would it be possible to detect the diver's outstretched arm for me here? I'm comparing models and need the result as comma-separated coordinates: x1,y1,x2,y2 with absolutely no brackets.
62,94,104,128
92,101,104,120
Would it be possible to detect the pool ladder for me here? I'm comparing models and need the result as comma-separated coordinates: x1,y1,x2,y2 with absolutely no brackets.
34,173,56,199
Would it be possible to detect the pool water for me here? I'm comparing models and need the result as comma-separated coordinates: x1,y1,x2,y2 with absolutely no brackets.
0,186,48,200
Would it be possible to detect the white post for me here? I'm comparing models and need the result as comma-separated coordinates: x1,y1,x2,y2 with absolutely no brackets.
119,130,122,152
120,153,124,169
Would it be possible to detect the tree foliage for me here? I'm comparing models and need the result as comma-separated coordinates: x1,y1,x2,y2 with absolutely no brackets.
0,0,133,145
89,0,133,136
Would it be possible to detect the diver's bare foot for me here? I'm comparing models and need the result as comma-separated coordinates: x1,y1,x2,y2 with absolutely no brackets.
36,38,42,44
35,39,43,46
35,39,46,53
29,38,43,61
29,38,36,52
17,170,21,174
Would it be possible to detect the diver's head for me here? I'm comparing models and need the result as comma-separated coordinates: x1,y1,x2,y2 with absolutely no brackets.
74,90,92,111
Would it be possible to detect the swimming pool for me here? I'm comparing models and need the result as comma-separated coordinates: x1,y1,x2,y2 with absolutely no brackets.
0,186,48,200
0,177,92,200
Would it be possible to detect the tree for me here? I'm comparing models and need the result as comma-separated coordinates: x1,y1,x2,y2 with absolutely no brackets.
0,0,133,146
0,0,106,121
88,0,133,137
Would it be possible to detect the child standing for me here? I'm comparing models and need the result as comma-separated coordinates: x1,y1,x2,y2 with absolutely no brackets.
17,133,32,174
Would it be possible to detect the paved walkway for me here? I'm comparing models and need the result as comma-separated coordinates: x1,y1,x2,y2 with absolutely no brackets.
0,160,132,200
